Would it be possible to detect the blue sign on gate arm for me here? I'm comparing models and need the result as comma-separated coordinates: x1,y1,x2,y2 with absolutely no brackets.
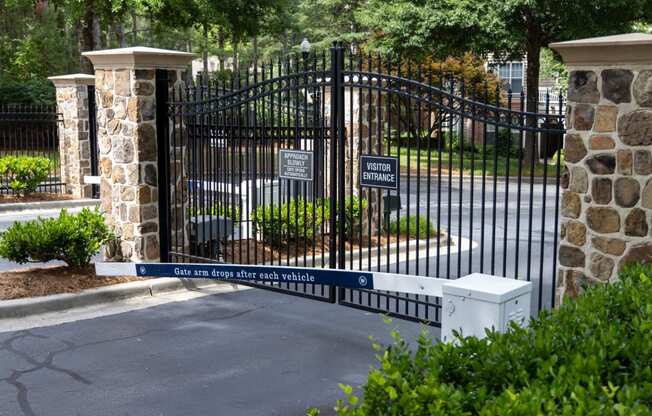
94,262,448,297
98,263,373,290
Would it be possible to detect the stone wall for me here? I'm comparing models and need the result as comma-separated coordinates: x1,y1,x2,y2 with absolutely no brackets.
94,67,185,262
558,67,652,298
50,75,95,199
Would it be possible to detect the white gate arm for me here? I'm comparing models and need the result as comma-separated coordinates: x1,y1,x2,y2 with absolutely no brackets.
96,262,532,340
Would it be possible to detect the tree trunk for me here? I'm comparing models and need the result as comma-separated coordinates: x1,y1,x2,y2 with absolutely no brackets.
92,10,102,50
131,8,137,45
79,0,95,74
523,26,541,163
115,22,126,47
252,35,258,73
232,35,239,74
218,28,225,72
202,22,209,83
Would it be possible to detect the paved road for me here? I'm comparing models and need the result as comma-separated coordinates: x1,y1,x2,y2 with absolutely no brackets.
0,288,433,416
0,177,560,415
344,176,560,310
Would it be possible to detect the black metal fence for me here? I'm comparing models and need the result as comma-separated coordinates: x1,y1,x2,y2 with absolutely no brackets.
158,44,565,326
0,104,63,194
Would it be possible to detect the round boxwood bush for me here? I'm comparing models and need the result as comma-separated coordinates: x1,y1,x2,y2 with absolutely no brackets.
388,215,436,238
0,207,112,267
0,155,51,196
252,197,328,246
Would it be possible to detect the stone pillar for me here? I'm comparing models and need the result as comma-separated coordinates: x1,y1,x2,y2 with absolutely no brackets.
82,47,194,262
49,74,95,199
551,33,652,299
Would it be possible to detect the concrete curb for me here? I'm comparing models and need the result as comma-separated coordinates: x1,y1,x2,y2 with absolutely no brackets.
0,278,228,319
0,198,99,214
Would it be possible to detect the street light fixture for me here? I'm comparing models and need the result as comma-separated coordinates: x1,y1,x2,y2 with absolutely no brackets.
300,38,311,55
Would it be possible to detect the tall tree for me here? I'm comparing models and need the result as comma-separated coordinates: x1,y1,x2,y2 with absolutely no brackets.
359,0,652,160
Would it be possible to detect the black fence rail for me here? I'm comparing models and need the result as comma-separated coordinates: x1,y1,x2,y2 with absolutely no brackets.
159,44,566,326
0,104,64,194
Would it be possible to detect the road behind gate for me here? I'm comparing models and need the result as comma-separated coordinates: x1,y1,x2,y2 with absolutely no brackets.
0,288,433,416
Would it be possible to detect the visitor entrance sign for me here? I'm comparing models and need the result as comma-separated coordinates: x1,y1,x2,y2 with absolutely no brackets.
360,155,399,189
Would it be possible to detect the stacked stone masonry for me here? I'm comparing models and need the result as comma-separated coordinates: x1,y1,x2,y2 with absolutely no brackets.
559,67,652,299
95,68,185,262
54,84,93,199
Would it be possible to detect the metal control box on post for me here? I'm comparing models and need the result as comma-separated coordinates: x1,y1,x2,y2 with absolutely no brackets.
441,274,532,343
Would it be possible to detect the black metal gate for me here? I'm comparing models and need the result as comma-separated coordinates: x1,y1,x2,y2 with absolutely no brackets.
158,44,565,326
0,104,64,194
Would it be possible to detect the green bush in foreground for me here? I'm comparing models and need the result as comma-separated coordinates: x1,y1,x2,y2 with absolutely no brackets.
0,155,51,196
388,215,436,238
0,208,112,267
322,264,652,415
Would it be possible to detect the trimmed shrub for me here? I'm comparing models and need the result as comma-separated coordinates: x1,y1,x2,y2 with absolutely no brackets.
188,203,240,221
324,196,367,239
252,198,328,246
324,264,652,415
388,215,436,238
0,208,112,267
0,155,51,196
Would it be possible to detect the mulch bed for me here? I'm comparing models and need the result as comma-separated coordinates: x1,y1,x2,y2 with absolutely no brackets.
223,232,449,264
0,265,142,300
0,193,74,204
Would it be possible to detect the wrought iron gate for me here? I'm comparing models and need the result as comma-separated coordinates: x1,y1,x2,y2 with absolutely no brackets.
158,44,566,326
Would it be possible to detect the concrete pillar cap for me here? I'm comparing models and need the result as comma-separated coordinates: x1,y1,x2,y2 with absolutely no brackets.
550,33,652,67
82,46,196,70
48,73,96,87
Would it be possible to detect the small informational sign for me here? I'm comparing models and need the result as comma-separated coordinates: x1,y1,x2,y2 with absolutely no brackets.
360,155,399,190
279,149,314,182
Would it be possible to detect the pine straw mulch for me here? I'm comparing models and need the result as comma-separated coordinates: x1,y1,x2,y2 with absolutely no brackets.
0,265,142,300
223,231,450,265
0,193,75,204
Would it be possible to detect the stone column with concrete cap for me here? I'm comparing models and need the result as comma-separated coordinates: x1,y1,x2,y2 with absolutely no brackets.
551,33,652,300
49,74,96,199
82,47,194,262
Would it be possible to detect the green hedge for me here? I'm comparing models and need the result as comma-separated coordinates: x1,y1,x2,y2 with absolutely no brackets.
0,208,112,267
252,198,328,246
325,264,652,415
0,155,51,196
388,215,436,238
252,196,367,247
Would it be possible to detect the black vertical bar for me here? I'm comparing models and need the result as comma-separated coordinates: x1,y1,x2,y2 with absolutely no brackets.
329,44,339,269
88,85,99,198
155,69,171,262
337,44,346,269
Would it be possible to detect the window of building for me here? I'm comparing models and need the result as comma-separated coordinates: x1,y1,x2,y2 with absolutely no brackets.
492,62,524,93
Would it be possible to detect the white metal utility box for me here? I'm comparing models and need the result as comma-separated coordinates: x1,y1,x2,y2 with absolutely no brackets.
441,273,532,343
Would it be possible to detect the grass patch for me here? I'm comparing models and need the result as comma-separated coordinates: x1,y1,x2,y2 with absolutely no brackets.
393,146,560,178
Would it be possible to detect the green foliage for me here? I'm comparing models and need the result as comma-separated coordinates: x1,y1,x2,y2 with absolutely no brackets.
189,203,240,221
539,48,568,93
0,155,51,196
388,215,435,238
0,208,113,268
550,149,565,166
330,263,652,415
0,76,56,106
337,196,367,238
252,198,328,246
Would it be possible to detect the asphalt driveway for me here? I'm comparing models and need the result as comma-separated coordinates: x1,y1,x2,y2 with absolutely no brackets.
0,288,434,416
